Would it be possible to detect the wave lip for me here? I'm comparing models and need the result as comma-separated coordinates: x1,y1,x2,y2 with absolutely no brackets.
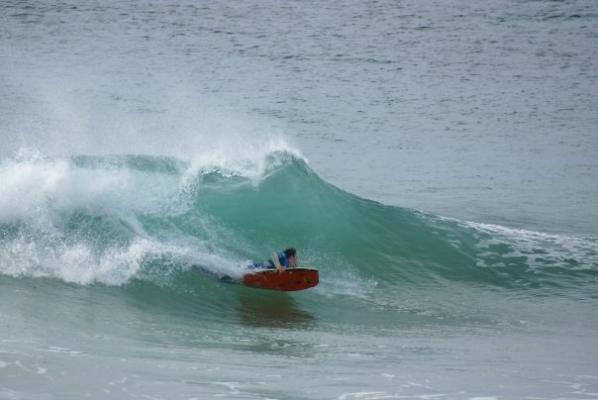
182,136,306,184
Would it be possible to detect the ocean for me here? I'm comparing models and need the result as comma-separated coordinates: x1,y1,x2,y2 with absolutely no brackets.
1,0,597,399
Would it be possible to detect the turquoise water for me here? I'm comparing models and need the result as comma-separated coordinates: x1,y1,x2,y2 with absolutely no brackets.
1,0,598,399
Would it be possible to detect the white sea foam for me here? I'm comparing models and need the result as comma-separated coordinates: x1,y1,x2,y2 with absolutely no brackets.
0,151,181,225
316,271,378,301
0,148,288,287
0,230,244,285
0,234,162,285
0,143,299,222
463,220,598,271
0,150,251,284
0,138,303,221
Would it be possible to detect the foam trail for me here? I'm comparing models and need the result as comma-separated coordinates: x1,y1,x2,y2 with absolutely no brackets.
0,236,159,285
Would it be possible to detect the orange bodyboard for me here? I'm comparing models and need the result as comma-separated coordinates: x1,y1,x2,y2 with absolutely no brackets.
242,268,319,291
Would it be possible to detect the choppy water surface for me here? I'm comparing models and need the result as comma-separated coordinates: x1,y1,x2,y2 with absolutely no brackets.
1,0,597,399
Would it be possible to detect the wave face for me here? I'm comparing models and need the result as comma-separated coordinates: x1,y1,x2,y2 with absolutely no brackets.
1,149,597,298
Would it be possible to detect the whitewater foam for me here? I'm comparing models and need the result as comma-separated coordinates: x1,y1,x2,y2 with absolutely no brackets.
0,149,263,285
0,235,163,285
464,221,598,271
0,152,178,225
0,228,246,286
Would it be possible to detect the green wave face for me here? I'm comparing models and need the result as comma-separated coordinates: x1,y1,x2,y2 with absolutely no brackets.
181,154,597,292
1,152,596,301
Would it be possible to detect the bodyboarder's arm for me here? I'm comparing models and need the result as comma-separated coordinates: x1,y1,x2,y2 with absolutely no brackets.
271,252,284,272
